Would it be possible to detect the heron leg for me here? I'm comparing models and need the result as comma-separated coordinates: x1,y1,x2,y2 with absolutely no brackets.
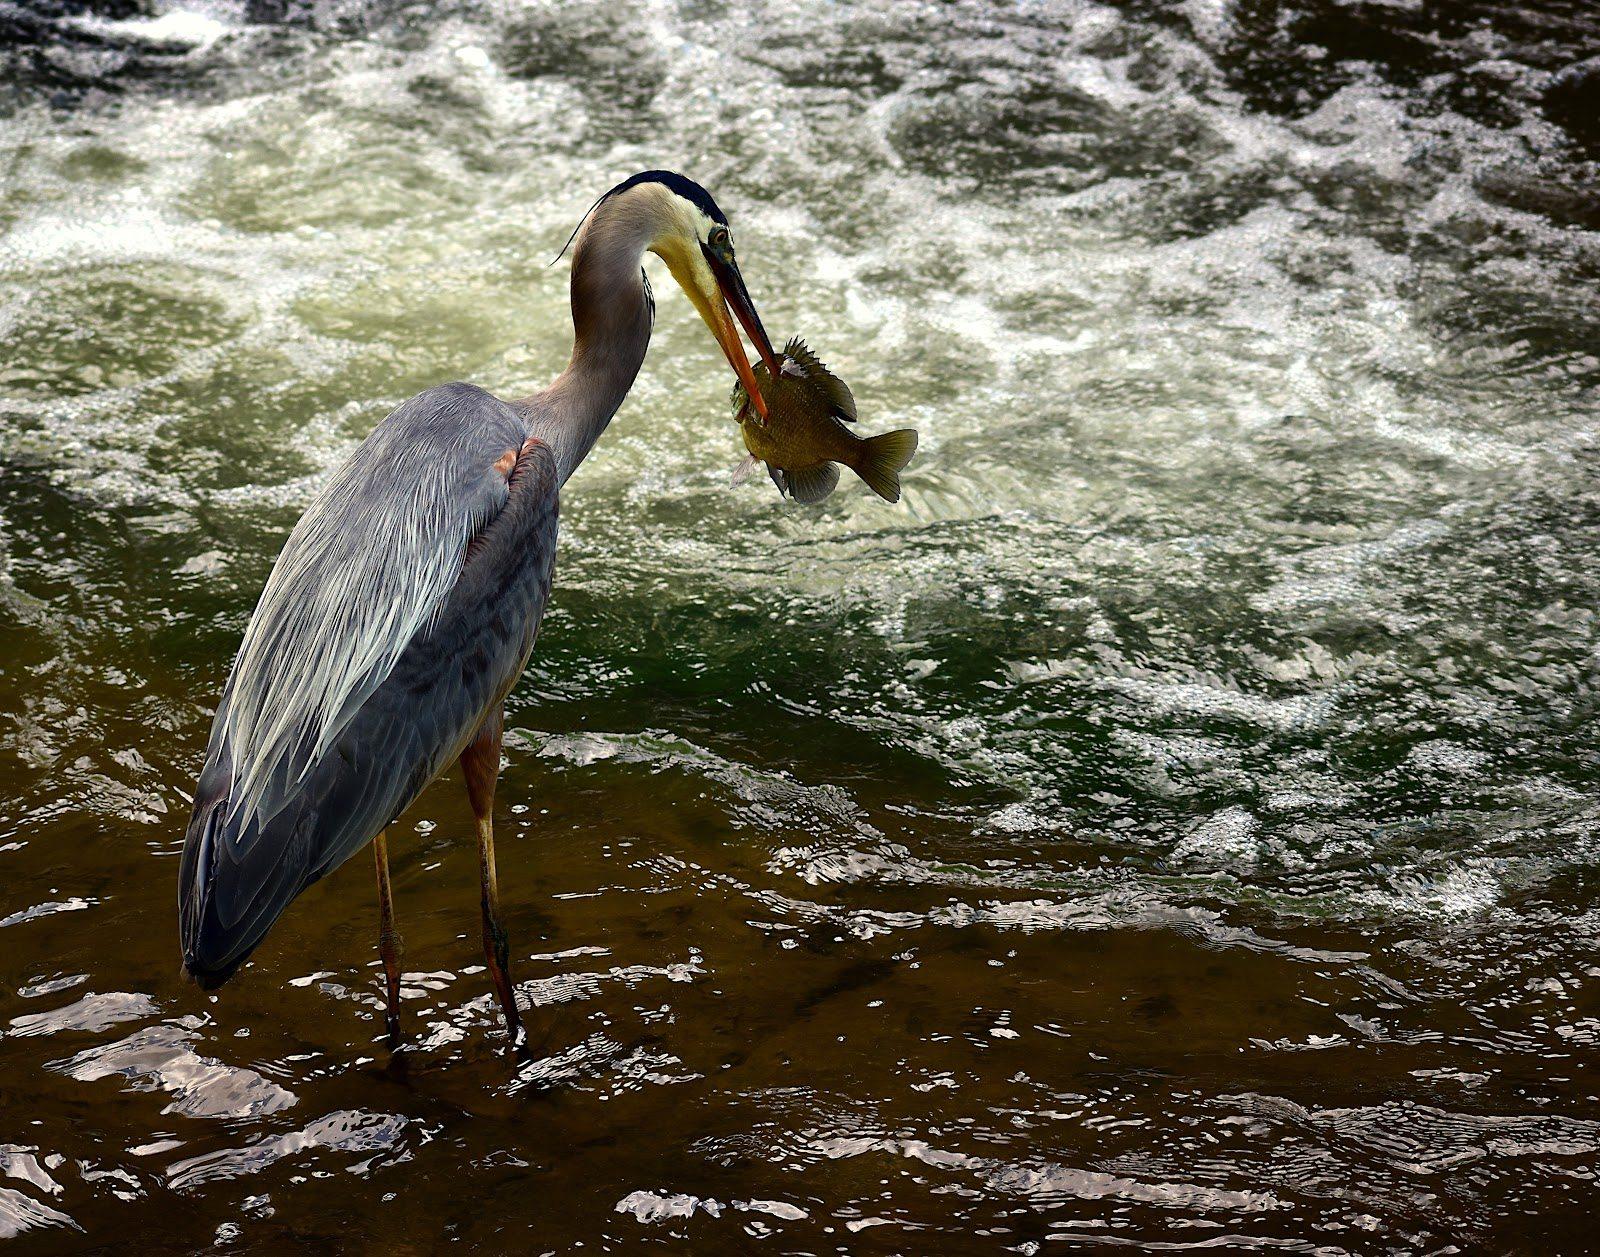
373,827,404,1049
462,706,526,1055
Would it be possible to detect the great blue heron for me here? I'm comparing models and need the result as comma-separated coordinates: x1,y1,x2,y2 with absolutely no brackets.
178,171,780,1053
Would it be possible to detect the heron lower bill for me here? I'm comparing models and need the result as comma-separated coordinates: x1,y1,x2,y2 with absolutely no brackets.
705,248,781,417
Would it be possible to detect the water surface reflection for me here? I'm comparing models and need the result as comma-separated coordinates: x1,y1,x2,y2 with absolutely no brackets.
2,0,1599,1249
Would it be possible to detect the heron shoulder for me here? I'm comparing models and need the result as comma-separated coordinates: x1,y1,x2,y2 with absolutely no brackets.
374,381,528,446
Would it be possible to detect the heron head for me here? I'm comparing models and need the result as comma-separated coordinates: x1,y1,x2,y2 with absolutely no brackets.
578,171,782,419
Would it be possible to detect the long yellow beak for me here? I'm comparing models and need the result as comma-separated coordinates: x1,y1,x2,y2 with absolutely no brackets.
661,237,780,420
708,295,769,420
705,248,781,420
708,250,781,376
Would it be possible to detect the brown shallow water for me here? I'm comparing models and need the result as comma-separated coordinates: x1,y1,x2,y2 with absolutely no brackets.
5,0,1600,1251
6,747,1599,1252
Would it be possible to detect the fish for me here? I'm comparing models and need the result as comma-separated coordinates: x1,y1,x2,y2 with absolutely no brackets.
730,337,918,504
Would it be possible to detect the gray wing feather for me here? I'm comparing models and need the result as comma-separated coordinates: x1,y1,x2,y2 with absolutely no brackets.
180,384,560,984
218,383,523,836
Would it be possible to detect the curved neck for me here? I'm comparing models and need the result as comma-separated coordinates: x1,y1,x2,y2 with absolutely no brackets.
518,196,655,484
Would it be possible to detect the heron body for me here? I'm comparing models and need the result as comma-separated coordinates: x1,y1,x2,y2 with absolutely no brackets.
178,171,780,1050
180,391,559,984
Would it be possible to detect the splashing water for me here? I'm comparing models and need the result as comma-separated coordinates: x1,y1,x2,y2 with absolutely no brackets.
1,0,1598,1248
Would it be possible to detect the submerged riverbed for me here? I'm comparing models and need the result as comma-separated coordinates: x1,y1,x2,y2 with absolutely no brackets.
2,0,1599,1249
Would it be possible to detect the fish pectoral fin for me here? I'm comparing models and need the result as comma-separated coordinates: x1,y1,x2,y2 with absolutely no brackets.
731,454,761,487
783,462,841,505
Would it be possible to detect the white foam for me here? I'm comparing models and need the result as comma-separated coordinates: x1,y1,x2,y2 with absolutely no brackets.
64,7,234,50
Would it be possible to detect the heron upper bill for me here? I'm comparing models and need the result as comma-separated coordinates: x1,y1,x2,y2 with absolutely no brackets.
705,253,780,422
708,251,781,377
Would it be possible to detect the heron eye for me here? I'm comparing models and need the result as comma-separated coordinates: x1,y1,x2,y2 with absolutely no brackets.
709,226,731,253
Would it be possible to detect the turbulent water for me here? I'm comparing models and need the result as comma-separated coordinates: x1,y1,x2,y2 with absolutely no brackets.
3,0,1599,1249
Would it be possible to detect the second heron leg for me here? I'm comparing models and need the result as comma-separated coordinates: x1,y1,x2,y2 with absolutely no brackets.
373,828,404,1048
462,706,526,1054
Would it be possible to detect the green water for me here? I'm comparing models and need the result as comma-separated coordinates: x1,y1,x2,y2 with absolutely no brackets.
1,0,1598,1249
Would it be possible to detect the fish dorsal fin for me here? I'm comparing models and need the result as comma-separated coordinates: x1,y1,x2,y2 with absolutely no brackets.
783,336,857,423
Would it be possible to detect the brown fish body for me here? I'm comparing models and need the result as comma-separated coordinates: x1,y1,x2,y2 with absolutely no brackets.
739,362,858,466
732,337,917,504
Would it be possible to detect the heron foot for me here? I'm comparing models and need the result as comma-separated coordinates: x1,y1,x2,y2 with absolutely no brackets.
382,996,403,1052
507,1014,530,1060
483,919,525,1053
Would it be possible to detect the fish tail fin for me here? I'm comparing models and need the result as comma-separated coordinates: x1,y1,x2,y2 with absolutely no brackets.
852,429,918,502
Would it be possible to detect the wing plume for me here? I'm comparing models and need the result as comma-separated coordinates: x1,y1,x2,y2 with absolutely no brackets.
218,385,516,836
